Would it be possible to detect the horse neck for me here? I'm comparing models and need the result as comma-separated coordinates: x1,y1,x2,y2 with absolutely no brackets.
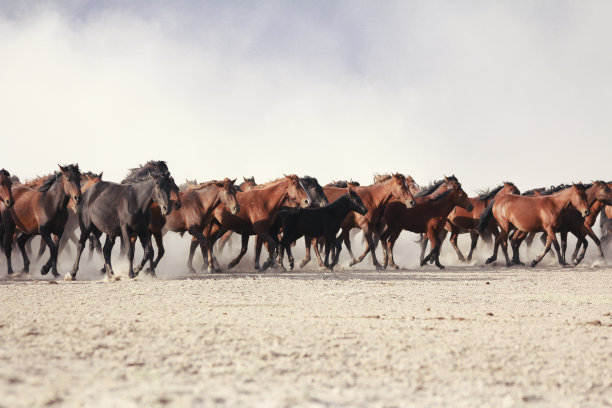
244,180,290,213
430,190,461,214
329,196,352,218
132,179,156,213
198,185,223,212
42,176,70,212
585,186,601,207
550,188,578,211
359,180,395,210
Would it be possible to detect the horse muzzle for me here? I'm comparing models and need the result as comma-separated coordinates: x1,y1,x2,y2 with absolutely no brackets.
5,198,14,208
303,199,310,208
231,205,240,215
161,206,170,216
406,200,416,209
73,195,81,205
582,209,590,217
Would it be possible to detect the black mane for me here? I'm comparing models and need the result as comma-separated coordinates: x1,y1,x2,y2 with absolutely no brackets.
122,160,169,184
477,185,504,201
38,164,80,192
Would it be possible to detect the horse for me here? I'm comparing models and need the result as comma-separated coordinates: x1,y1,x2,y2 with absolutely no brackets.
214,177,258,255
0,169,15,208
119,161,181,274
478,183,590,267
376,176,473,269
444,182,520,262
162,178,240,273
511,182,612,265
200,175,311,271
276,188,368,271
35,171,104,259
67,171,174,280
317,173,416,270
1,165,82,277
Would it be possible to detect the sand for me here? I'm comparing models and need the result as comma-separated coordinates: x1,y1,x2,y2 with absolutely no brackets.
1,263,611,408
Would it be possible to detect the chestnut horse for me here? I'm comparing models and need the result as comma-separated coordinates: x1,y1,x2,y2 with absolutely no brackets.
163,178,240,273
1,165,82,276
511,182,612,265
377,176,473,269
319,173,416,270
202,175,310,270
478,183,590,267
214,177,258,255
444,182,520,262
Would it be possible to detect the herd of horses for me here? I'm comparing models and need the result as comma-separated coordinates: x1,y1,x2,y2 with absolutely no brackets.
1,162,612,280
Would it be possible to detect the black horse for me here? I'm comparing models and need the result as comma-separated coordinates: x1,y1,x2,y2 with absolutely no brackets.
67,171,174,280
276,189,368,271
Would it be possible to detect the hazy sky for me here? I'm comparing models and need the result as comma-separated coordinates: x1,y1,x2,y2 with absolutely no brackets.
1,0,611,194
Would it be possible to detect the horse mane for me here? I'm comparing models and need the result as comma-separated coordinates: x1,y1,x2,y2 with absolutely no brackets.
428,188,453,202
37,172,61,192
24,173,54,187
373,173,392,184
522,187,545,196
179,179,199,191
540,184,572,196
0,169,10,178
122,160,169,184
415,180,445,198
326,180,360,188
252,175,298,190
301,175,317,184
82,171,102,179
477,185,505,201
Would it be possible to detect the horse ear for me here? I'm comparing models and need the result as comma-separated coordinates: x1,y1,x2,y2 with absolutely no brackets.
99,171,103,179
58,164,66,173
231,178,237,185
444,176,450,183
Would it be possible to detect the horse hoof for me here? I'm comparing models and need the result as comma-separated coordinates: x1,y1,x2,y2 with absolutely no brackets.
41,265,50,275
207,266,214,274
485,258,495,265
419,260,427,267
64,272,75,281
530,261,537,268
437,264,445,270
299,260,309,268
348,260,357,267
188,267,196,274
375,264,383,271
134,265,143,274
128,272,135,279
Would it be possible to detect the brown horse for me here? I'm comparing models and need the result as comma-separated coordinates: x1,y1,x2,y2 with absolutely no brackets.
1,165,82,276
511,182,612,265
444,182,520,262
377,176,473,269
162,178,240,273
478,183,590,267
202,175,310,270
319,173,417,270
0,169,15,208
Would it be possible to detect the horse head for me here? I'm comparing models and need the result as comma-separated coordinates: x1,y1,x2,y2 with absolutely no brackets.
150,172,173,216
0,169,15,208
218,178,240,215
591,180,612,206
284,174,310,208
58,164,82,209
391,173,416,208
570,183,590,217
445,176,474,212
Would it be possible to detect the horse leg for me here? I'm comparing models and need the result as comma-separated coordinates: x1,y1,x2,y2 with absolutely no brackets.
576,225,601,265
2,215,15,275
102,236,116,279
191,228,217,273
150,231,165,269
560,231,568,262
121,227,136,279
362,227,383,270
135,230,154,276
88,233,102,262
69,227,91,280
449,228,466,262
300,236,313,268
466,231,479,262
16,233,33,273
254,235,264,270
39,228,59,277
228,234,249,270
531,230,562,267
276,238,287,271
187,238,199,273
260,232,278,271
510,231,526,265
383,229,401,269
311,237,326,269
419,234,428,263
341,228,356,262
36,237,46,261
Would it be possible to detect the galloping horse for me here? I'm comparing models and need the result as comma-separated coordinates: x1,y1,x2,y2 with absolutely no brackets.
214,177,258,255
478,183,590,267
203,175,310,270
444,182,520,262
163,178,240,273
1,165,82,276
276,188,368,271
68,171,174,280
378,176,473,269
320,173,416,270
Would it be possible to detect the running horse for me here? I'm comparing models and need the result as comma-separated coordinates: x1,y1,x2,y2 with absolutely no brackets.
68,170,175,280
478,183,590,267
319,173,416,270
163,178,240,273
377,176,473,269
0,169,16,268
202,175,311,270
1,165,82,276
444,182,520,262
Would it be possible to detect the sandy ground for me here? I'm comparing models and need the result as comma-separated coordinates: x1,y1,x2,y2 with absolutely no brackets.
1,259,612,407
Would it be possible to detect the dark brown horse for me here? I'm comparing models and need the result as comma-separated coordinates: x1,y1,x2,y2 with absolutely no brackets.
0,169,15,208
319,173,416,270
444,182,520,262
1,165,82,276
163,178,240,273
478,183,590,267
377,176,473,269
203,175,310,270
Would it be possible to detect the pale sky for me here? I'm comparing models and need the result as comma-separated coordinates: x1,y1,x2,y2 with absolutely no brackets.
1,0,611,194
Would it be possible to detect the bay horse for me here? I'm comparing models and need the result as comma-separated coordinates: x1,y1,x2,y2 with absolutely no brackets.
511,182,612,265
201,175,310,271
377,176,473,269
162,178,240,273
68,171,174,280
1,165,82,276
478,183,590,267
444,182,520,262
318,173,416,270
276,188,368,271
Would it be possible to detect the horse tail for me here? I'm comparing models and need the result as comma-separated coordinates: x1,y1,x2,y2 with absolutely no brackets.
477,199,495,234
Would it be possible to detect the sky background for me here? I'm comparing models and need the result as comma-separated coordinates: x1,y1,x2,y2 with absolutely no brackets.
1,0,611,194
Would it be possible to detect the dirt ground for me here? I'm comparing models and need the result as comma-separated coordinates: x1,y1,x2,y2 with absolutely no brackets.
1,259,611,407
